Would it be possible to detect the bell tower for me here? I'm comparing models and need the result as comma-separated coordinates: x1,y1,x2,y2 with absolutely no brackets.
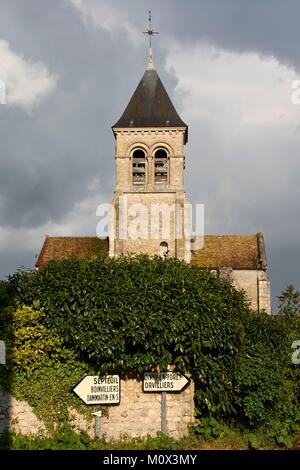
109,13,191,262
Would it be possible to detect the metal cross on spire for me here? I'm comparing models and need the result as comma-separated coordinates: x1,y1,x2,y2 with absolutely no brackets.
143,10,159,70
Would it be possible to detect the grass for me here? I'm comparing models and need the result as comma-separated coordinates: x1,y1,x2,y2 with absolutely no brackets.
1,425,297,451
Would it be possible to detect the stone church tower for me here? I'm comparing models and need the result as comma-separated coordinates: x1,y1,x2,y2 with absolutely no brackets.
109,49,191,262
35,17,272,314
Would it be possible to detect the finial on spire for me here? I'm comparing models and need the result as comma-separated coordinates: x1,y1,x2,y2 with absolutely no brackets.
142,10,159,70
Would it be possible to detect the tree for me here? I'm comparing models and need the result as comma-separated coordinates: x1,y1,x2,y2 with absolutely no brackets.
0,280,9,308
277,284,300,317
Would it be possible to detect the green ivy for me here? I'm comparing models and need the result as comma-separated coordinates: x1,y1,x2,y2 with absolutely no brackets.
0,303,96,431
4,303,75,372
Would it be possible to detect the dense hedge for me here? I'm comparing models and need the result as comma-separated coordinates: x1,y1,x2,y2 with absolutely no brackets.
234,313,300,446
5,256,300,445
10,256,250,415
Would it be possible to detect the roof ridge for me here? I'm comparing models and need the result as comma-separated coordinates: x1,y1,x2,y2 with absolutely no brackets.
35,237,49,268
257,232,268,270
44,236,107,239
196,234,258,237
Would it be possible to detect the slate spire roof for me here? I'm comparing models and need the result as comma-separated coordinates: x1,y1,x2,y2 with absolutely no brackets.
113,64,188,140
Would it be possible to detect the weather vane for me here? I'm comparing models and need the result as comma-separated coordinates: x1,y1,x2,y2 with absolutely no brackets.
143,10,159,69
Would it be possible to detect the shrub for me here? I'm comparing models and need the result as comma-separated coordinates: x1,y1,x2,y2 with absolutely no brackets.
5,303,75,372
0,303,92,432
193,416,224,439
0,280,9,309
145,432,177,450
6,256,300,443
10,256,250,417
277,284,300,317
8,430,94,450
234,313,300,445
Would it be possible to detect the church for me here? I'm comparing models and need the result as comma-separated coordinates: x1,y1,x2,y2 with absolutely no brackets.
36,23,271,314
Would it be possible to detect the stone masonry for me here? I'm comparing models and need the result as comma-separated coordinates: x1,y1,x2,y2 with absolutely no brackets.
0,385,46,436
100,376,195,440
110,128,191,263
0,377,195,441
69,376,195,441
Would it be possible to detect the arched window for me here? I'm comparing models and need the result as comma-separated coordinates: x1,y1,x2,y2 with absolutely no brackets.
155,149,168,185
132,149,146,186
160,241,169,258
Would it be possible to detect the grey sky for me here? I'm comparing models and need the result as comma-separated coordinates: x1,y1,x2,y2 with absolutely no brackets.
0,0,300,310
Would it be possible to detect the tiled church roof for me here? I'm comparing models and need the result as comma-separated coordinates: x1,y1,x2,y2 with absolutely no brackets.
35,236,109,268
35,233,267,271
191,233,267,270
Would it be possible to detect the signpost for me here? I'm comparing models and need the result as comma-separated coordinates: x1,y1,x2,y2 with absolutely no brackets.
72,375,120,439
72,375,120,406
92,411,102,438
143,371,190,393
143,371,190,435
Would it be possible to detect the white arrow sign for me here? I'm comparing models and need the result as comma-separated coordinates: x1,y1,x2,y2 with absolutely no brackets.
72,375,120,405
143,371,190,393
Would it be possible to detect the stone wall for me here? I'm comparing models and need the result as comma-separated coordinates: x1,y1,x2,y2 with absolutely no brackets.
0,376,195,441
232,270,259,310
70,376,194,441
257,271,271,314
114,128,186,193
109,127,191,263
232,270,271,314
110,191,190,262
100,376,194,440
0,385,46,436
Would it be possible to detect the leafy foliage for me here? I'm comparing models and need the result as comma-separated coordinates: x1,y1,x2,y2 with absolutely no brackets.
3,303,75,372
3,256,300,446
234,312,300,447
7,363,92,432
10,256,250,417
0,280,9,309
0,303,93,431
3,425,294,450
193,416,224,439
145,432,177,450
3,430,95,450
277,284,300,317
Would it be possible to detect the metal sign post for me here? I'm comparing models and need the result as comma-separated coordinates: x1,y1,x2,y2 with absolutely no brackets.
143,371,190,435
92,411,102,439
161,392,167,434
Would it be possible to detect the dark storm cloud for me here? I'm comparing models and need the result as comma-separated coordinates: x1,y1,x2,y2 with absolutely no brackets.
0,0,174,229
0,0,300,309
0,0,124,228
110,0,300,72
